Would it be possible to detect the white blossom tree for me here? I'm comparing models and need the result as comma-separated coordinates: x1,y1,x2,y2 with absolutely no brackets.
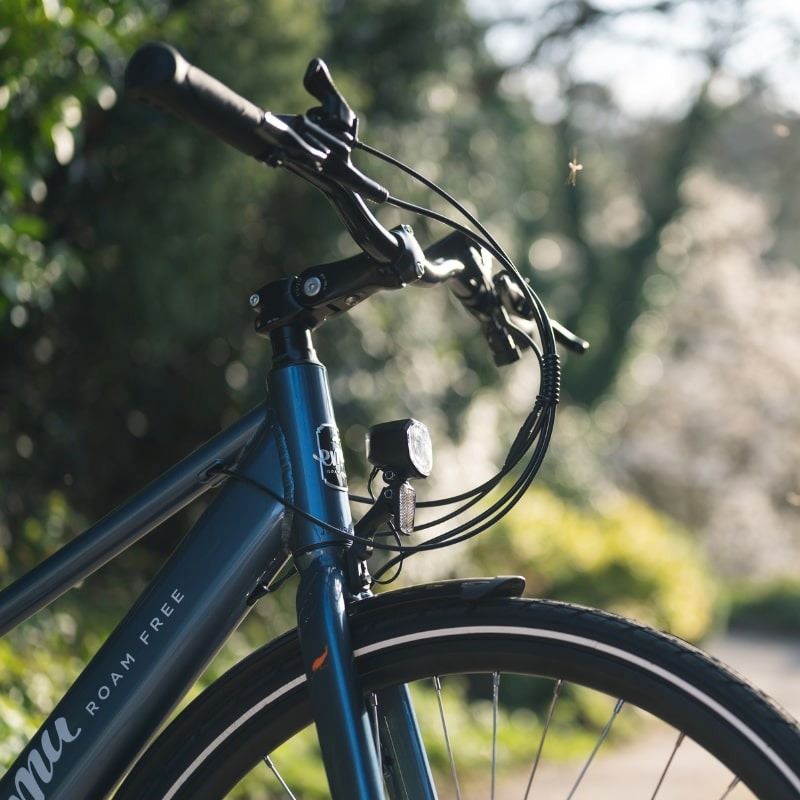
612,171,800,577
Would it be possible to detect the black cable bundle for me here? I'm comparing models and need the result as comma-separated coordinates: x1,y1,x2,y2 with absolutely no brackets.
220,141,561,585
352,142,560,581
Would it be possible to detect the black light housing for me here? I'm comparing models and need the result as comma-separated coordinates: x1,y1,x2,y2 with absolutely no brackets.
366,418,432,479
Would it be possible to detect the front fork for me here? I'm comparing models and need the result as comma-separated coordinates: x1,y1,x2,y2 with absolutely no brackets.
374,684,438,800
269,326,437,800
295,548,383,797
296,549,438,800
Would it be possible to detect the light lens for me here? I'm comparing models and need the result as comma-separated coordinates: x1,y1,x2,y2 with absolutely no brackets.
407,420,433,477
366,418,433,479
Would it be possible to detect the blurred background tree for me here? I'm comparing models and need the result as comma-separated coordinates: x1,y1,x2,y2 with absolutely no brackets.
2,0,800,781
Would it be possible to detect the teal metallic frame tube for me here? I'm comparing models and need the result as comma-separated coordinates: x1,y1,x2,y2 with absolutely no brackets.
0,328,436,800
0,405,267,637
0,410,290,799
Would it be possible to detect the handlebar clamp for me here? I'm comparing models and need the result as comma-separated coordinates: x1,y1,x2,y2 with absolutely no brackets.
251,226,425,336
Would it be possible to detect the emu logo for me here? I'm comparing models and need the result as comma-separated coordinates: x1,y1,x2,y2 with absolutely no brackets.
314,424,347,491
8,717,81,800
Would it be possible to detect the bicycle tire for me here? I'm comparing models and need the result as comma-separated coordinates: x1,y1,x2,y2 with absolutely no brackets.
116,594,800,799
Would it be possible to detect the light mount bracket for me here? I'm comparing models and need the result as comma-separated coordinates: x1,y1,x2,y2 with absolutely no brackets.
347,419,433,593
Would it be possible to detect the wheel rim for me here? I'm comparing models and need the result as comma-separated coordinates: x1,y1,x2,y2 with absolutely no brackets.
253,670,756,799
168,626,797,798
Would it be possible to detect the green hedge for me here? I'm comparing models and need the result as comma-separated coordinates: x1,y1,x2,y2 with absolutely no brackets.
728,579,800,634
465,487,719,643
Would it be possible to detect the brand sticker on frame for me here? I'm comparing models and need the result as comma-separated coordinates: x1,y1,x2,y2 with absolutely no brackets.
315,424,348,491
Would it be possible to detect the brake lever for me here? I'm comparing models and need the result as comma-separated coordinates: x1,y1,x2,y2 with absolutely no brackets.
292,115,387,202
292,59,389,203
259,55,387,202
258,111,329,169
303,57,357,134
494,274,590,355
441,245,522,366
551,319,590,354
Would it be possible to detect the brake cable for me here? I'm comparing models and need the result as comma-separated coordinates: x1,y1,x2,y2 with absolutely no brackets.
220,160,559,576
124,45,559,576
343,146,560,579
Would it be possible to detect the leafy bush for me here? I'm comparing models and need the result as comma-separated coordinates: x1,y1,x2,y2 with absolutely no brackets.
728,579,800,634
466,487,719,642
0,493,158,765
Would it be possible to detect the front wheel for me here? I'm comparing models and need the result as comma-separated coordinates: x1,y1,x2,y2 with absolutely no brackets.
117,594,800,799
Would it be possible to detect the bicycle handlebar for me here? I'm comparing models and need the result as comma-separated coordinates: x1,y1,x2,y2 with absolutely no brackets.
125,45,589,356
125,43,400,262
125,43,283,160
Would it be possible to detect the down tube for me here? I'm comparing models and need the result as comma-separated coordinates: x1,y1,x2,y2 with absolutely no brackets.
0,416,290,800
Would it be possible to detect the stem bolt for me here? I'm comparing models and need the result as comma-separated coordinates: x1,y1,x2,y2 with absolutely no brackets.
249,293,260,308
303,276,323,297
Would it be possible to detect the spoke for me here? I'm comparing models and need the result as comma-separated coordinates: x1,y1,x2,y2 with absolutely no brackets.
719,776,741,799
491,672,500,800
433,675,462,800
565,698,625,800
369,692,383,782
263,755,298,799
649,731,685,800
523,679,563,800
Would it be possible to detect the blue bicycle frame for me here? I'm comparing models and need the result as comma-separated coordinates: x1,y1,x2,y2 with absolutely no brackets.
0,325,432,800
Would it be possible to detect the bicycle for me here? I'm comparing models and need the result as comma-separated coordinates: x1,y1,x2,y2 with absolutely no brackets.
1,41,798,800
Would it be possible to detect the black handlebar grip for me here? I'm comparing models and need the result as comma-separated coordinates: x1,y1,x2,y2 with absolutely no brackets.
124,42,272,159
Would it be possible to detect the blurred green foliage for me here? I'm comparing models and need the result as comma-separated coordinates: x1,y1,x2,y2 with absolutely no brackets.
467,487,718,642
0,0,171,314
728,579,800,635
0,493,157,766
0,0,750,786
0,0,507,773
0,0,493,542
